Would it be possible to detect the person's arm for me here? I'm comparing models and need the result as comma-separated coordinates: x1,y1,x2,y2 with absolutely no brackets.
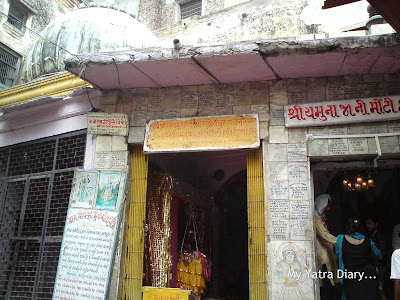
393,225,400,250
315,217,337,245
370,239,383,260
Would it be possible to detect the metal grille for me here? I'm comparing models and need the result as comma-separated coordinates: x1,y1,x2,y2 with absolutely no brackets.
0,44,21,88
180,0,202,19
7,3,26,31
0,131,86,299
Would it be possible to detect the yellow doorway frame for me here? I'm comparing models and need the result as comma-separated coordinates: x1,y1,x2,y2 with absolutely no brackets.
123,146,267,299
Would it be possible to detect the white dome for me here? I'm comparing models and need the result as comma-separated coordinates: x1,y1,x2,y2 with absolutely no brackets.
23,7,159,82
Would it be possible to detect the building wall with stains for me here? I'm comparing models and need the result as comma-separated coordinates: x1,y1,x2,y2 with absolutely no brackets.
95,72,400,298
0,0,76,86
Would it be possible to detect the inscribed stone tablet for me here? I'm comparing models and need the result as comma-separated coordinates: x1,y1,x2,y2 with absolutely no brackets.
216,93,233,108
386,82,400,95
165,87,181,109
148,89,165,111
271,219,289,240
366,124,388,134
251,88,268,105
308,139,329,157
288,91,307,104
379,136,400,153
269,162,288,180
307,78,326,102
345,84,364,99
199,91,216,108
233,84,251,106
94,152,111,169
131,110,147,126
270,180,289,199
164,110,181,119
270,108,285,126
182,92,199,109
388,121,400,133
290,201,310,220
287,78,306,92
289,182,309,201
147,111,163,121
326,84,344,101
132,89,149,110
308,127,328,136
348,138,369,155
288,163,308,181
328,126,348,136
287,143,307,161
328,139,349,156
290,220,312,240
364,82,385,97
268,144,288,162
270,200,289,219
270,93,288,105
251,105,269,122
110,151,128,169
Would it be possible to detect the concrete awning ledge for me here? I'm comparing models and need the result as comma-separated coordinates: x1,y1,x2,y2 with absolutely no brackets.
64,34,400,89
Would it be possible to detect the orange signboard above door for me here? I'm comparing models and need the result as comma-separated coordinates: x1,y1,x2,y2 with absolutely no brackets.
143,114,259,153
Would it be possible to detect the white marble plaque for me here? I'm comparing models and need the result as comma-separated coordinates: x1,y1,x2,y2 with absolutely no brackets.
270,200,290,219
308,139,329,157
290,219,312,240
388,121,400,133
251,104,269,122
94,152,128,170
365,123,388,134
308,126,328,136
326,84,344,101
110,152,129,169
131,110,147,127
268,144,288,162
270,108,285,126
288,91,307,105
269,162,288,180
288,163,308,181
348,138,369,155
271,219,290,240
270,180,289,199
328,125,348,135
379,136,400,153
287,143,307,161
94,153,111,169
290,201,310,220
328,138,349,156
289,182,309,201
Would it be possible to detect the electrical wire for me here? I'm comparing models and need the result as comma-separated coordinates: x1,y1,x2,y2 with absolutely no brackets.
0,10,79,60
112,57,125,113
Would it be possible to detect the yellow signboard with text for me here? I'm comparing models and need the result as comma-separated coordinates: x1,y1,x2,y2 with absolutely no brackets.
143,115,259,153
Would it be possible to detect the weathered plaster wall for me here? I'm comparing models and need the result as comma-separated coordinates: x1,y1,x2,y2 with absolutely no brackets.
0,0,75,62
154,0,370,46
97,72,400,298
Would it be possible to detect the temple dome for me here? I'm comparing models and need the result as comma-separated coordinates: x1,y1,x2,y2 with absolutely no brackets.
23,6,159,82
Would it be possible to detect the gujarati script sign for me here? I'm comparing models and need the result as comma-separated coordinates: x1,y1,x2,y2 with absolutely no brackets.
88,112,129,136
143,114,259,153
53,170,127,300
284,95,400,127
